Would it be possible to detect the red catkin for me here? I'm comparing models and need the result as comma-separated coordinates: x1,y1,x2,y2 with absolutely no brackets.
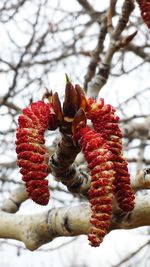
16,100,57,205
87,98,135,212
137,0,150,28
73,126,115,247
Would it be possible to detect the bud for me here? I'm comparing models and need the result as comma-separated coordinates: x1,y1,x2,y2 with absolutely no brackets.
75,84,87,110
72,108,87,135
63,74,78,118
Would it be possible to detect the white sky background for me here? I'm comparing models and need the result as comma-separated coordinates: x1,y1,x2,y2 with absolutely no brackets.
0,0,150,266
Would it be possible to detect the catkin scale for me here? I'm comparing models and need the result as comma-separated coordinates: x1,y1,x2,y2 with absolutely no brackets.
73,125,115,247
16,100,57,205
87,98,135,212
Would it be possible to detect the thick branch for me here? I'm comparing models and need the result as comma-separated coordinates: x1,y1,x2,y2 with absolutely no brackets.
111,194,150,230
0,195,150,250
49,134,90,194
0,203,90,250
2,167,150,214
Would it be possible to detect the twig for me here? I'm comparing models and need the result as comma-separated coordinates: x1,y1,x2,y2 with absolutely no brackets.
87,0,135,98
1,185,28,213
84,17,107,93
113,240,150,267
76,0,105,23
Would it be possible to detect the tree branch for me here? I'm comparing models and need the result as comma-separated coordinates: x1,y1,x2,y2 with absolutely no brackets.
132,169,150,192
76,0,105,23
122,115,150,139
2,166,150,214
1,186,28,213
113,240,150,267
84,17,107,92
0,203,90,250
49,134,90,194
0,195,150,250
87,0,135,97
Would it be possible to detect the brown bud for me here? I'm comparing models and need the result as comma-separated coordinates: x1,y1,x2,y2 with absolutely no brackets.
63,74,78,118
52,92,63,124
72,108,86,134
117,31,137,49
75,84,87,110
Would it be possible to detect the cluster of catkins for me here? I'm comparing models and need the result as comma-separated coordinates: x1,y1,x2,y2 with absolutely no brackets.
16,84,135,247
